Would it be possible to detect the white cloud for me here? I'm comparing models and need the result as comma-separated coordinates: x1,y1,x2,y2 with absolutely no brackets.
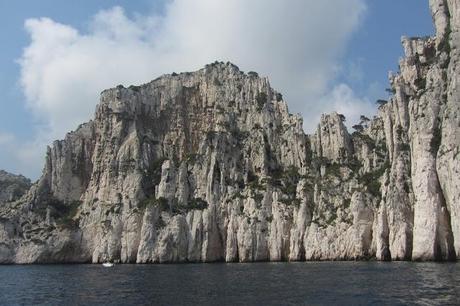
16,0,369,179
0,132,14,145
311,83,377,132
345,58,365,82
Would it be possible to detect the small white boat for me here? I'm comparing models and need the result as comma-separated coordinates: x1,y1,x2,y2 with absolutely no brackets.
102,262,114,267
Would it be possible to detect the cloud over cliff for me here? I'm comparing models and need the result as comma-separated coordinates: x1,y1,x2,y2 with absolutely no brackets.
17,0,369,179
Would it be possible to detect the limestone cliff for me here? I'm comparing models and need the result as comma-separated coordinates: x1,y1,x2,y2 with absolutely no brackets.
0,0,459,263
0,171,31,204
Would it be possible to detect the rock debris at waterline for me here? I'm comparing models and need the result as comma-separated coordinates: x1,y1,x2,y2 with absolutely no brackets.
0,0,459,264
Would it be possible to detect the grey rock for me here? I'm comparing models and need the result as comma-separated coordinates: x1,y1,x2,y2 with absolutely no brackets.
0,0,459,263
0,170,31,204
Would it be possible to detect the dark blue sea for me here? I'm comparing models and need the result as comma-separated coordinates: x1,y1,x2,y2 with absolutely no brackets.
0,262,459,305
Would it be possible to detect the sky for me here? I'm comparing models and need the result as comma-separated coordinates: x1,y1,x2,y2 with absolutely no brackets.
0,0,434,180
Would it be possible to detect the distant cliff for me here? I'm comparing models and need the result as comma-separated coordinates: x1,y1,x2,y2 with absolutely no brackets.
0,0,459,263
0,171,31,204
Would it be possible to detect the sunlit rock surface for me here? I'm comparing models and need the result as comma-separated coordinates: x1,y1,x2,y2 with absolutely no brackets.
0,0,459,263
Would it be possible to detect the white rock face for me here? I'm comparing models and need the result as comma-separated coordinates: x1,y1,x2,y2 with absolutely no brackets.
0,0,459,263
312,113,352,163
436,0,460,258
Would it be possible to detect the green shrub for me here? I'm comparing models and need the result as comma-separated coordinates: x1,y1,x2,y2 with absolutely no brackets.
248,179,265,191
430,126,442,155
399,143,411,152
253,123,262,130
268,167,283,180
168,198,209,215
396,125,404,141
347,158,362,173
280,184,297,199
325,162,341,177
375,141,388,155
187,198,209,210
360,115,370,123
216,105,225,113
231,128,249,142
185,153,200,164
253,193,264,203
358,133,375,150
326,211,337,225
128,85,141,92
438,38,451,56
54,200,82,229
247,170,258,184
213,78,222,86
358,162,389,198
232,191,245,200
385,87,396,94
157,217,166,228
139,197,169,211
266,165,301,200
276,93,283,102
352,124,364,132
279,198,300,207
414,78,427,90
146,157,167,186
256,92,268,111
302,180,315,194
285,165,300,181
403,182,411,194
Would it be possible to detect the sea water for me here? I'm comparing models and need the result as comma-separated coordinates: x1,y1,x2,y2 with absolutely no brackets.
0,262,459,305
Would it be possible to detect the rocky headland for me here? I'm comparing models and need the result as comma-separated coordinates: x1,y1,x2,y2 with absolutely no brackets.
0,0,459,263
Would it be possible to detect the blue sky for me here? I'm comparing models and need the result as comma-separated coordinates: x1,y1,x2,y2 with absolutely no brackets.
0,0,160,139
343,0,433,98
0,0,433,179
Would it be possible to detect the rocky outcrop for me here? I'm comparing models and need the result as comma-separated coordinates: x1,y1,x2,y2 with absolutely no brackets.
0,0,458,263
0,171,31,204
436,0,460,259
